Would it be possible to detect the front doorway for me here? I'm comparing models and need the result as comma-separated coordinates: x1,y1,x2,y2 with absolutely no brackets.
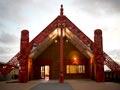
41,65,50,80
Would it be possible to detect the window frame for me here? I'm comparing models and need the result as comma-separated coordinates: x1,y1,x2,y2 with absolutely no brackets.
66,65,85,74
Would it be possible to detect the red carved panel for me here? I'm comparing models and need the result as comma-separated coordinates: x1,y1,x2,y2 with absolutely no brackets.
93,29,104,82
19,30,29,83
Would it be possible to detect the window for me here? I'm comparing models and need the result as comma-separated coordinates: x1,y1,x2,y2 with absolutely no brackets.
66,65,85,74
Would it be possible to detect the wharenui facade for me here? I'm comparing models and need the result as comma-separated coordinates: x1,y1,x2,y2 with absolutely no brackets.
0,5,120,83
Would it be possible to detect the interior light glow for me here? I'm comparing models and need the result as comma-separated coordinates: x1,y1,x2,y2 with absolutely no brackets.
57,28,65,37
54,40,58,43
72,56,79,65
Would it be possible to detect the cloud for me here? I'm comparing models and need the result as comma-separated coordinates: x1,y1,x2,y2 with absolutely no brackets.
0,31,18,44
0,46,19,63
107,49,120,64
108,49,120,57
0,54,14,63
0,0,23,22
0,45,19,63
0,47,10,54
0,0,58,22
0,46,17,55
72,0,120,16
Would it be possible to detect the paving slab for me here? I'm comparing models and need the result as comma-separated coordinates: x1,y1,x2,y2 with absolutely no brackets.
30,81,73,90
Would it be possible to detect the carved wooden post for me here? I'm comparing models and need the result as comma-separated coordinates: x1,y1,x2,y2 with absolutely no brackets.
59,26,64,83
59,4,64,83
90,56,94,79
19,30,29,83
93,29,105,82
28,57,32,80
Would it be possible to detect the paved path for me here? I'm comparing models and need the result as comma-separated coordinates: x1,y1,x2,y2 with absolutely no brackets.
0,80,41,90
30,81,73,90
67,79,120,90
0,79,120,90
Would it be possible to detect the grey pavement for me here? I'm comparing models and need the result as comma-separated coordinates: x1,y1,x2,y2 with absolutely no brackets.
30,81,73,90
67,79,120,90
0,79,120,90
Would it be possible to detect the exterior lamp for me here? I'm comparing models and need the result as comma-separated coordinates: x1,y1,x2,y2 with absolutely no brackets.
72,56,79,65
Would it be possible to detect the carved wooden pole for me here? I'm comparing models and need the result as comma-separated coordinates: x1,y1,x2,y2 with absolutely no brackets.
59,26,64,83
19,30,29,83
59,4,64,83
90,56,94,79
93,29,105,82
28,57,32,80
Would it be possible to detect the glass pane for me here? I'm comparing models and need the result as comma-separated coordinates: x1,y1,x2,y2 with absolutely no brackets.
66,65,69,74
82,66,85,73
70,65,77,74
45,65,50,80
78,65,81,73
41,66,45,78
78,65,85,73
76,65,79,73
45,66,49,75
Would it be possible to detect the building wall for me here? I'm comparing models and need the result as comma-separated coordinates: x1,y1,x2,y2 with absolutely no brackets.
32,37,90,79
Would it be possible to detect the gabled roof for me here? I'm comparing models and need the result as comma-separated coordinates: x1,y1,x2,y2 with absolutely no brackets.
30,15,93,47
30,27,93,60
28,7,94,59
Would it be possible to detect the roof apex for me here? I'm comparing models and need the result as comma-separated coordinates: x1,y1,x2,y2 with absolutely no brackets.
60,4,64,16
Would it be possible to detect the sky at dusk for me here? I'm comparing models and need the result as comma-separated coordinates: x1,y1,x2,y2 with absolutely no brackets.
0,0,120,64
